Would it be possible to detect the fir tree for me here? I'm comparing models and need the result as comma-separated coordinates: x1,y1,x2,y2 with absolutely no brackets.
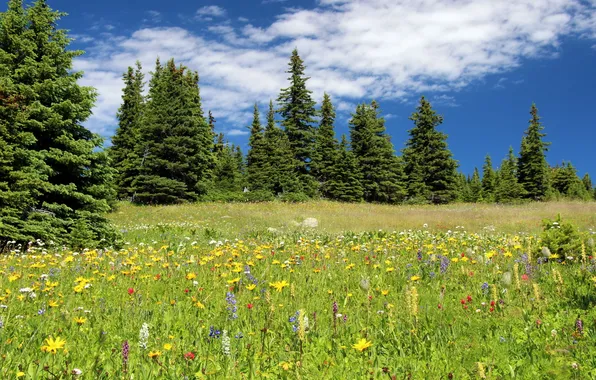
481,154,496,202
246,103,269,191
581,173,593,194
402,96,458,204
132,58,213,204
264,100,301,195
0,0,118,249
455,173,470,203
349,101,406,203
276,49,317,195
551,162,591,200
110,61,144,199
311,93,339,197
494,147,525,202
518,104,550,200
326,135,363,202
468,168,482,202
213,141,242,193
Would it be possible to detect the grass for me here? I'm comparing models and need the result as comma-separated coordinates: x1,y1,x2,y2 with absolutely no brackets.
110,201,596,243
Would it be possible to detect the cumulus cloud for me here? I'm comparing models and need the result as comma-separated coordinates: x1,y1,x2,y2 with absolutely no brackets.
74,0,596,139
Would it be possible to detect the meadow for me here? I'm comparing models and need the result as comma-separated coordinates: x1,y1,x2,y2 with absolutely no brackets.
1,201,596,379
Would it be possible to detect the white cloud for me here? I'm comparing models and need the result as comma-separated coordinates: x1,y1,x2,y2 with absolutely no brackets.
74,0,596,139
196,5,227,18
431,95,459,107
227,129,250,136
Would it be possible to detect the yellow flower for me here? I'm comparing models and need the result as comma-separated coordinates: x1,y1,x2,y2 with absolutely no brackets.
196,301,205,309
186,273,197,280
74,317,86,325
410,276,421,281
163,343,172,350
269,280,289,292
227,277,240,284
386,267,394,272
246,284,256,291
352,338,373,352
16,372,25,378
148,351,161,358
41,336,66,354
8,274,19,282
381,290,389,296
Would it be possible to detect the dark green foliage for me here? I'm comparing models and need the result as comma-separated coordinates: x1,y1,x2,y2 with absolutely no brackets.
455,173,470,203
518,104,550,200
311,93,339,196
263,100,302,196
131,58,214,204
494,147,526,203
213,142,243,193
481,155,496,202
0,0,118,249
276,49,317,196
350,101,406,203
540,214,584,258
402,96,458,204
246,103,270,192
466,168,482,202
110,61,144,199
326,135,364,202
550,162,592,200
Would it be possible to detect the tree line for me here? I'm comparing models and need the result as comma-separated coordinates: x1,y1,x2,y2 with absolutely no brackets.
0,0,594,249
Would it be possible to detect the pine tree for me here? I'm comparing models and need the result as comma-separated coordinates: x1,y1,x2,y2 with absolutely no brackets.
481,154,496,202
276,49,317,195
0,0,118,249
264,100,301,195
213,141,242,193
311,93,339,197
581,173,593,195
468,168,482,202
326,135,363,202
246,103,270,191
518,104,550,200
551,162,591,200
494,147,525,202
455,173,470,203
110,61,144,199
402,96,458,204
132,58,213,204
349,101,406,203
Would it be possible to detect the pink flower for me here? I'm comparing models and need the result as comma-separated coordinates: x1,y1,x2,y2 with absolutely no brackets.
127,288,134,295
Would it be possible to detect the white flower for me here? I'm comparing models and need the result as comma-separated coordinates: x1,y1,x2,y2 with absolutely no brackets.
19,288,33,293
551,329,557,337
72,368,82,376
222,330,231,356
28,292,37,299
139,323,149,349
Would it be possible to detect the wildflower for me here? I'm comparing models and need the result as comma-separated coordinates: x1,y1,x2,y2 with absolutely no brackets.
226,292,238,320
352,338,373,352
195,301,205,309
186,273,197,280
246,284,256,291
122,340,130,368
576,317,584,335
209,326,221,339
222,330,231,356
148,351,161,358
139,323,149,349
386,267,394,273
163,343,172,351
184,352,195,360
381,290,389,296
247,303,253,310
481,282,489,293
74,317,86,325
41,336,66,354
551,329,557,337
48,300,58,308
410,276,421,281
17,372,25,378
127,288,134,295
269,280,289,292
71,369,82,377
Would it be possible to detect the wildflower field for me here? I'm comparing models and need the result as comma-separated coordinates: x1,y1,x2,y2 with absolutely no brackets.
1,202,596,379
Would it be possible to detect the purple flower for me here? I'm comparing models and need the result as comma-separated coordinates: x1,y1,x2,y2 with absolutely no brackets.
122,340,129,367
417,250,422,261
226,292,238,320
576,317,584,335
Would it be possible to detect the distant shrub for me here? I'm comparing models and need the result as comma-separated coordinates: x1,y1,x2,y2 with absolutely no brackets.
243,190,276,203
539,214,584,260
278,192,310,203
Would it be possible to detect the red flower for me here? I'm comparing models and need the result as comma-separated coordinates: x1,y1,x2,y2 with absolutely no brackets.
521,274,529,281
468,271,474,277
438,303,442,309
127,288,134,295
467,295,472,302
460,299,466,305
247,303,253,310
184,352,195,360
490,300,496,307
461,252,465,257
489,307,495,312
536,319,542,326
184,289,189,294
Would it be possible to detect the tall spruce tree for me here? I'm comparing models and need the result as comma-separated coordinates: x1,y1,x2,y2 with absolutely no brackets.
402,96,458,204
311,93,339,197
0,0,118,249
264,100,301,195
213,141,243,193
276,49,317,195
349,101,406,203
481,154,496,202
326,135,364,202
495,147,525,202
246,103,269,191
110,61,144,199
468,168,482,202
518,104,550,200
132,58,213,204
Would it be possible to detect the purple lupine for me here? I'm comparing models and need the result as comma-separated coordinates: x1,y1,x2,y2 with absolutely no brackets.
122,340,130,370
417,250,422,261
481,282,489,294
209,326,221,339
439,255,449,274
226,292,238,320
576,317,584,335
333,301,338,317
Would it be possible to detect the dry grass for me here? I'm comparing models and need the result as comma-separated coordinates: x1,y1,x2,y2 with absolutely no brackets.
110,201,596,237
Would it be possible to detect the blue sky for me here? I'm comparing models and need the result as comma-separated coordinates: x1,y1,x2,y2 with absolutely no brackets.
41,0,596,177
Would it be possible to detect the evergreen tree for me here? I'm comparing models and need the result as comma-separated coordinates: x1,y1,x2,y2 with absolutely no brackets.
349,101,406,203
311,93,339,197
326,135,363,202
264,100,301,195
581,173,593,194
494,147,525,202
455,173,470,203
481,154,496,201
0,0,118,249
402,96,458,204
110,61,144,199
132,58,213,204
468,168,482,202
518,104,550,200
551,162,591,200
276,49,317,195
246,103,269,191
213,141,242,193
